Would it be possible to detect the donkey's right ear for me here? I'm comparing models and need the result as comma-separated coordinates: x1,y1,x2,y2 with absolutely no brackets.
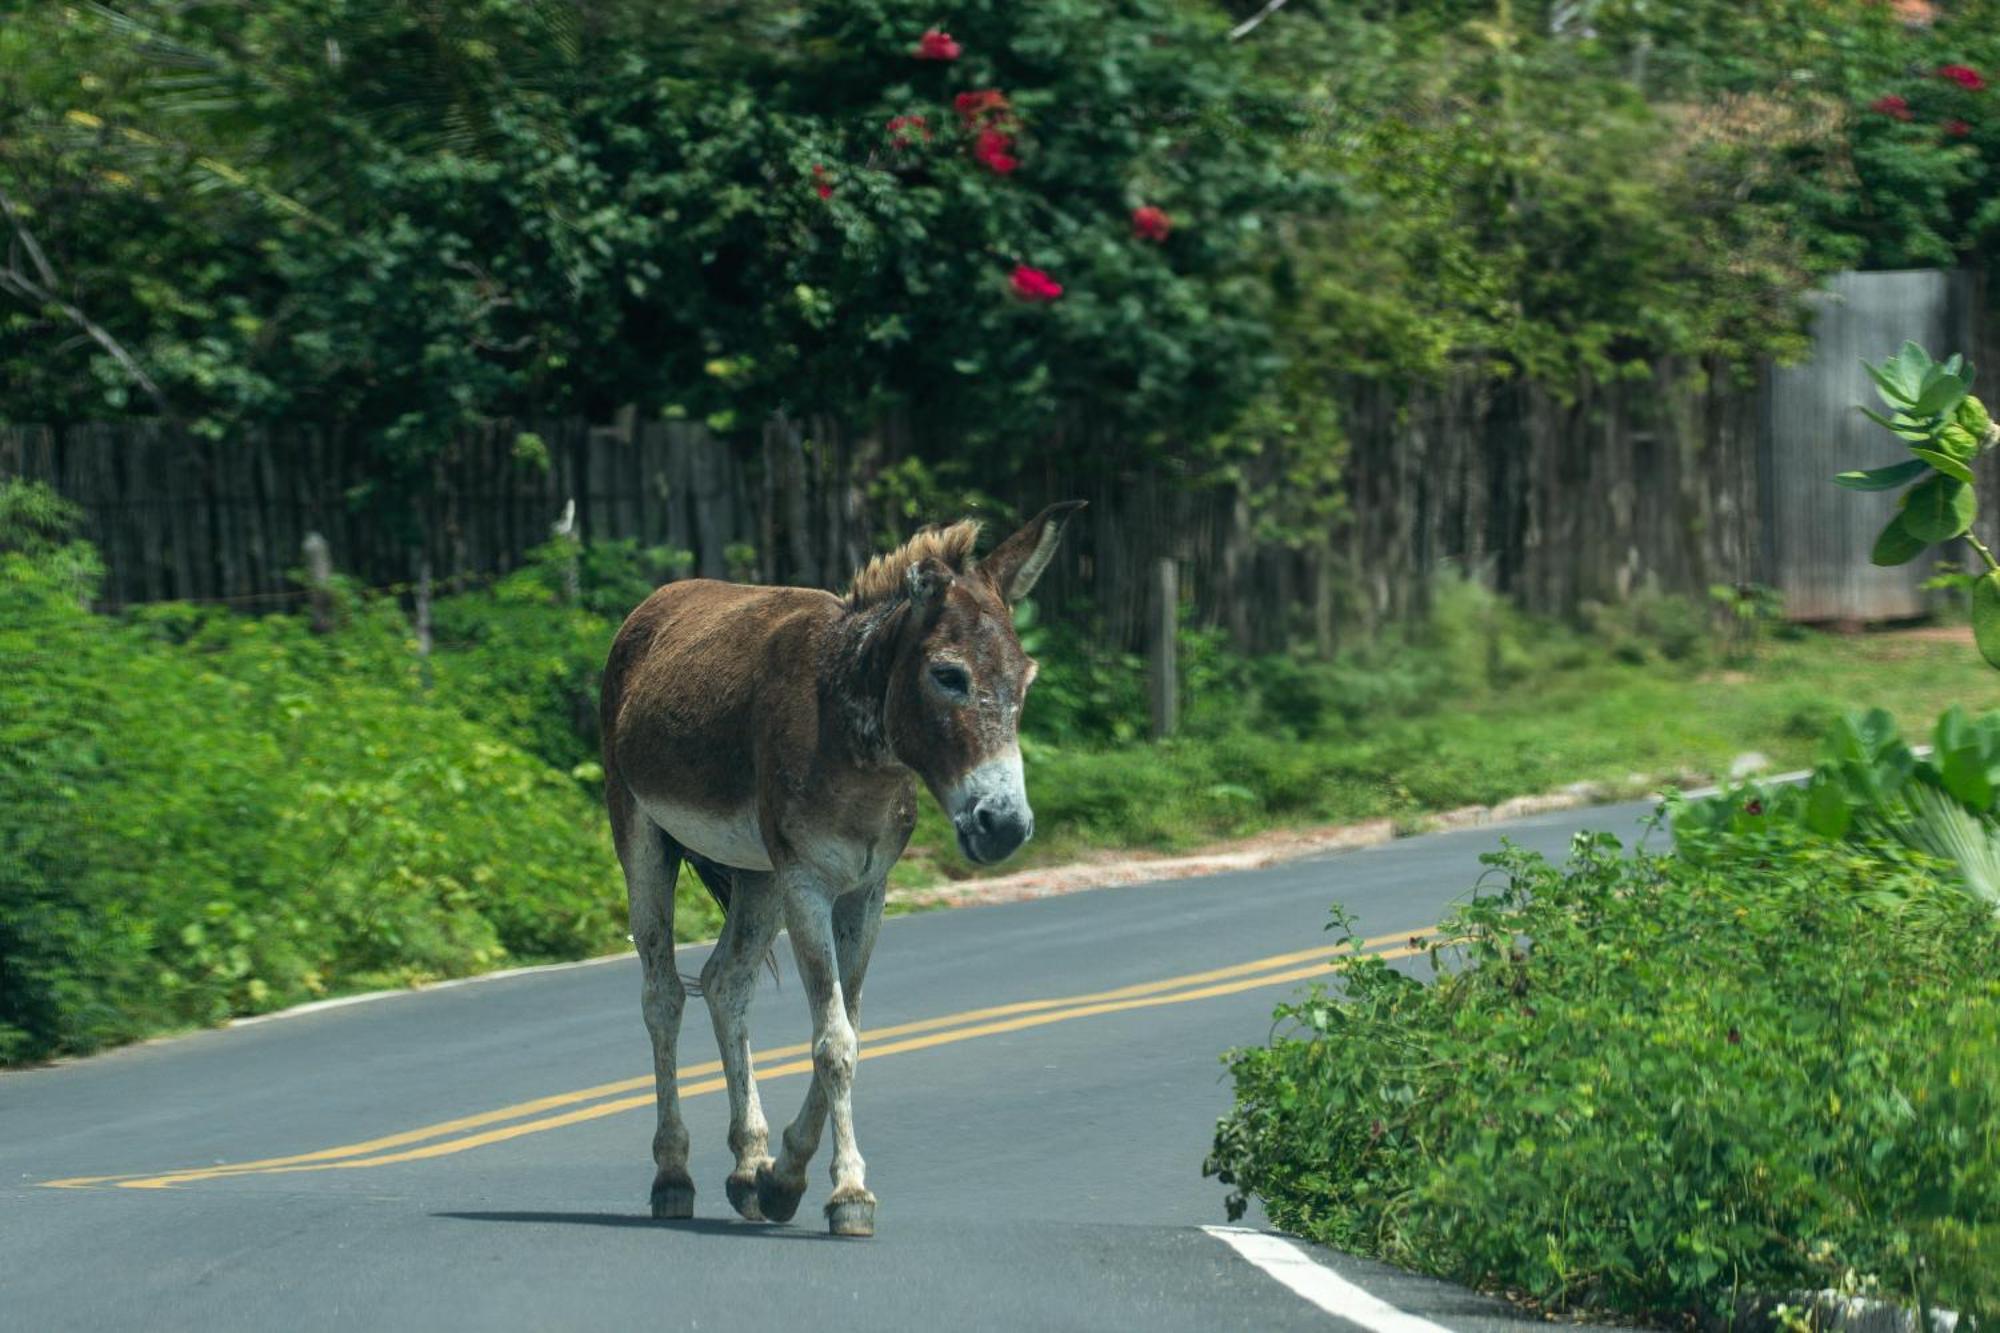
906,556,954,611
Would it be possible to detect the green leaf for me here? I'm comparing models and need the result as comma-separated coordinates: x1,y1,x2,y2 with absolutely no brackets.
1913,369,1969,418
1834,459,1928,491
1858,406,1933,442
1870,514,1928,566
1804,779,1851,839
1865,358,1917,407
1896,340,1932,393
1901,474,1975,543
1909,449,1974,484
1974,573,2000,670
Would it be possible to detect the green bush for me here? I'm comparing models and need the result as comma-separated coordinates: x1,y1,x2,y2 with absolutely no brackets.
1677,706,2000,911
1207,831,2000,1322
0,496,718,1064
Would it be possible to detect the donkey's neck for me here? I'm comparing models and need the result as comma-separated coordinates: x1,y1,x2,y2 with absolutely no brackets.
817,600,908,769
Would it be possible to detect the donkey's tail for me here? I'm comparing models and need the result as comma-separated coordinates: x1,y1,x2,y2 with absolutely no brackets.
677,851,780,996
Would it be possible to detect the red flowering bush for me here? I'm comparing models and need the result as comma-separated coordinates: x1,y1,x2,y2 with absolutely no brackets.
1132,205,1171,243
1872,93,1915,120
1946,118,1973,137
811,163,834,200
914,28,960,61
1938,63,1986,91
885,114,931,148
973,127,1018,174
1008,265,1063,302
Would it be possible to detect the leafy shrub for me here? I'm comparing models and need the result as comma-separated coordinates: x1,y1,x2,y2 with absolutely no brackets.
0,499,717,1064
1207,832,2000,1322
1676,706,2000,910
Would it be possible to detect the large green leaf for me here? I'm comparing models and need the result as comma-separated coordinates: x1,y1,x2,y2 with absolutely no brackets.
1858,406,1932,442
1833,459,1928,491
1909,448,1975,484
1913,367,1970,418
1870,514,1928,566
1974,572,2000,670
1866,356,1918,407
1901,474,1975,543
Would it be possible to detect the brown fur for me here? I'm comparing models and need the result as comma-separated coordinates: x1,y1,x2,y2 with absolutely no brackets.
844,519,982,608
598,503,1084,1231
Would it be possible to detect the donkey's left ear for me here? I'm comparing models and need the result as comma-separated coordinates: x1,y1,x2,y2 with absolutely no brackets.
979,501,1087,604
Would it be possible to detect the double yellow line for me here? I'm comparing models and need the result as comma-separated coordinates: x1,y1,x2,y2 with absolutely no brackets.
44,928,1437,1193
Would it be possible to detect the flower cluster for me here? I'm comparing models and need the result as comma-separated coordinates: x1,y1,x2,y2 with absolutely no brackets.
1131,205,1171,243
915,29,960,61
1866,64,1985,138
1009,266,1063,302
885,114,932,149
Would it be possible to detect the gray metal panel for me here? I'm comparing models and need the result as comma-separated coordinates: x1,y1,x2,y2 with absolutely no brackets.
1765,269,1972,622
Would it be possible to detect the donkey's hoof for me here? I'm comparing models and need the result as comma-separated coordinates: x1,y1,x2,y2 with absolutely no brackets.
649,1169,696,1220
725,1168,767,1222
825,1193,876,1238
753,1162,806,1225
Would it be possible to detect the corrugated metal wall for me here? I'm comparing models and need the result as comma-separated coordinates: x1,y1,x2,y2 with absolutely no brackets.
1763,269,1978,622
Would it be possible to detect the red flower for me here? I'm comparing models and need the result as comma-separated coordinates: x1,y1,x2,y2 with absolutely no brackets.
974,128,1019,174
886,114,932,148
812,164,833,200
1872,94,1914,121
1945,118,1974,136
1131,205,1172,243
1009,265,1063,302
1744,798,1764,816
915,29,961,61
1939,63,1986,90
954,89,1012,128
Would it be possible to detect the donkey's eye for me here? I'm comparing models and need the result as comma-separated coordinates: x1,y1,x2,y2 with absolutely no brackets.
930,664,972,696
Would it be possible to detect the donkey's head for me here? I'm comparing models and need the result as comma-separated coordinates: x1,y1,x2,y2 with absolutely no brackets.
878,501,1085,864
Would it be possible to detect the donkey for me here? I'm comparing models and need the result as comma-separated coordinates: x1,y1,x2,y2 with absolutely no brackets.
599,502,1084,1237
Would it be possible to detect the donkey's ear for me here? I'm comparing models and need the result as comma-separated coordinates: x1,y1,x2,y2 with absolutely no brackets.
906,555,954,610
979,501,1086,604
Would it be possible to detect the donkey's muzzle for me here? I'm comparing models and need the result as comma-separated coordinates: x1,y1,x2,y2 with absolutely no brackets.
956,800,1032,864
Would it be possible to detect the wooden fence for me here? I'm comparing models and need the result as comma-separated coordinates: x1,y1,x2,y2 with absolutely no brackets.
4,268,1989,649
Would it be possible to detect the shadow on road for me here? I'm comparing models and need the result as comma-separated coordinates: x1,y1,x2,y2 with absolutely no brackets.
434,1211,848,1240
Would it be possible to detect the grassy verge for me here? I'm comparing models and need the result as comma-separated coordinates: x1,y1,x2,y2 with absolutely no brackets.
890,625,2000,889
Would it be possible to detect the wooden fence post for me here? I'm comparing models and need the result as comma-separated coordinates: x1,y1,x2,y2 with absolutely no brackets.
303,531,334,634
1149,556,1179,740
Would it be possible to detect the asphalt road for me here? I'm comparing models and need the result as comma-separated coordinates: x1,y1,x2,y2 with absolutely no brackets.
0,799,1669,1332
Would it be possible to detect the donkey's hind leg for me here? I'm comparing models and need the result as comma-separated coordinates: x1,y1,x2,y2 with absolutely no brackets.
696,869,783,1221
614,805,694,1219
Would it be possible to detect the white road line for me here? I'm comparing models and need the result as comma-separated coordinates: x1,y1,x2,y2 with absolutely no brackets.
1203,1226,1456,1333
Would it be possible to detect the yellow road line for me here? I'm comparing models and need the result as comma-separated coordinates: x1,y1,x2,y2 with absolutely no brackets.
47,929,1438,1191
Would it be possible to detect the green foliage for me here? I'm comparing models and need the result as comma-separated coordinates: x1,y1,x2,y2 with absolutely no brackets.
0,493,718,1065
1675,705,2000,911
1207,832,2000,1321
1839,342,1992,558
1834,340,2000,668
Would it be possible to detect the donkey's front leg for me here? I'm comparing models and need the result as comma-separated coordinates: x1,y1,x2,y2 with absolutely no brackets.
757,880,876,1236
698,872,782,1221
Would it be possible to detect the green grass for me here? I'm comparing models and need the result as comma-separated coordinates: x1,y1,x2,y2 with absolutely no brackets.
893,627,2000,888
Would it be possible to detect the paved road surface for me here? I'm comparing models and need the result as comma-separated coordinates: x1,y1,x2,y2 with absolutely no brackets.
1,800,1668,1331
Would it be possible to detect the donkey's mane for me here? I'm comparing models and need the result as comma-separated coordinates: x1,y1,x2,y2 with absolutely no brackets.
845,519,982,608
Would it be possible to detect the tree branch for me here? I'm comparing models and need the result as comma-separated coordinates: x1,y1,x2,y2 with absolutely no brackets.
1228,0,1291,42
